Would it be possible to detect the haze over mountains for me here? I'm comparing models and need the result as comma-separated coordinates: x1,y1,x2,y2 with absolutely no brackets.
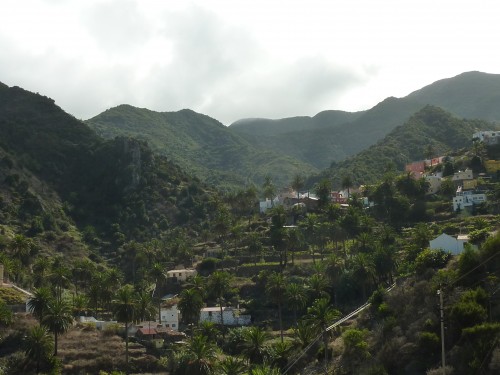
85,71,500,190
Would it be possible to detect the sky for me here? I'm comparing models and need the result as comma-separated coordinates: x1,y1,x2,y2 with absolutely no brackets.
1,0,499,125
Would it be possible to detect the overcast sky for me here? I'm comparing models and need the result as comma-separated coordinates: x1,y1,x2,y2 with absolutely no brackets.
1,0,499,125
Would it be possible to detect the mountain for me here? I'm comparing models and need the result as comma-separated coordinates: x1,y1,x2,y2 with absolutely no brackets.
230,71,500,170
231,110,364,137
406,71,500,121
0,84,214,259
86,105,317,189
313,105,497,188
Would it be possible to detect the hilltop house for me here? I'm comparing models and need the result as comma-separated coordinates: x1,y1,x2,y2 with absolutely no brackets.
429,233,474,255
199,306,251,326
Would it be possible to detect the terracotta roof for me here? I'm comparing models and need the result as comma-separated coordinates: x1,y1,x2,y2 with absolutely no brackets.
137,327,157,335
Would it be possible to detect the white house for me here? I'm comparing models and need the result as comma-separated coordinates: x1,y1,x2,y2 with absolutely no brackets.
452,189,487,211
166,269,197,282
160,304,180,331
199,306,251,326
429,233,471,255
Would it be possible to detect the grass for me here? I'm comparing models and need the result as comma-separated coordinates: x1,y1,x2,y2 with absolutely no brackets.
0,287,27,304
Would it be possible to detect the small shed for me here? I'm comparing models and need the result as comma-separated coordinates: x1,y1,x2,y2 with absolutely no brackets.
429,233,471,255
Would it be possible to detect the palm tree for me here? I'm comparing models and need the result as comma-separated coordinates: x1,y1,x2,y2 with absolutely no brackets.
341,174,353,199
315,178,331,208
24,325,53,373
325,254,344,306
217,356,247,375
28,287,53,322
72,294,89,317
102,268,123,311
242,326,270,365
9,234,34,266
87,277,101,318
268,340,292,371
32,257,51,288
285,227,304,266
293,319,315,349
136,289,156,323
266,272,287,342
178,288,204,326
350,253,376,301
0,300,13,326
149,263,167,323
208,271,232,331
305,297,341,366
299,213,320,263
249,364,282,375
42,298,73,356
291,173,305,202
196,321,220,343
71,259,96,295
307,273,329,302
113,284,136,367
373,244,396,284
185,274,206,299
183,333,219,375
356,232,374,253
247,232,263,265
262,175,276,206
285,282,307,326
49,261,70,301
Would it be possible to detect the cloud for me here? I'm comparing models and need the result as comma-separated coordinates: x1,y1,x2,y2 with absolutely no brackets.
126,5,367,124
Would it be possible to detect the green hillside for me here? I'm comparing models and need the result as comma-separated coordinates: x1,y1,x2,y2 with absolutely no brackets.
314,105,498,188
230,71,500,170
231,109,364,137
0,85,215,261
1,82,500,375
407,71,500,121
86,105,317,189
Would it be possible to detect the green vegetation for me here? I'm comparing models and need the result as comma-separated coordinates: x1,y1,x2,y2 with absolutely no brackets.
0,80,499,374
315,105,498,188
86,105,316,190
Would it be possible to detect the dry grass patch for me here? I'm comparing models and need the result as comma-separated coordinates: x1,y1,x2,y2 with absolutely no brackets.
58,325,127,374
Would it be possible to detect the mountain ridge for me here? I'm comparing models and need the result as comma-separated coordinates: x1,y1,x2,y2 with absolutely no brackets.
86,105,317,189
229,71,500,170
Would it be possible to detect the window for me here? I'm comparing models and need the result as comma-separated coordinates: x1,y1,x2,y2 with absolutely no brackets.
172,324,176,327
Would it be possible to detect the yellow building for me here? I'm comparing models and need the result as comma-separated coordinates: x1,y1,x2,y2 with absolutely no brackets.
463,179,478,190
485,160,500,173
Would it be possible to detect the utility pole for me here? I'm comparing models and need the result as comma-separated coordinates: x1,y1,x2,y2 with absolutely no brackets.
438,287,446,375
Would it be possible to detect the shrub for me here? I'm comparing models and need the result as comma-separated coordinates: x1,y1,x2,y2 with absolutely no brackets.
102,323,121,336
414,249,451,273
197,257,220,276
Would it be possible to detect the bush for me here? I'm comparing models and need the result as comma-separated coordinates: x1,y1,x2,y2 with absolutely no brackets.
414,249,451,273
197,257,220,276
102,323,121,336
